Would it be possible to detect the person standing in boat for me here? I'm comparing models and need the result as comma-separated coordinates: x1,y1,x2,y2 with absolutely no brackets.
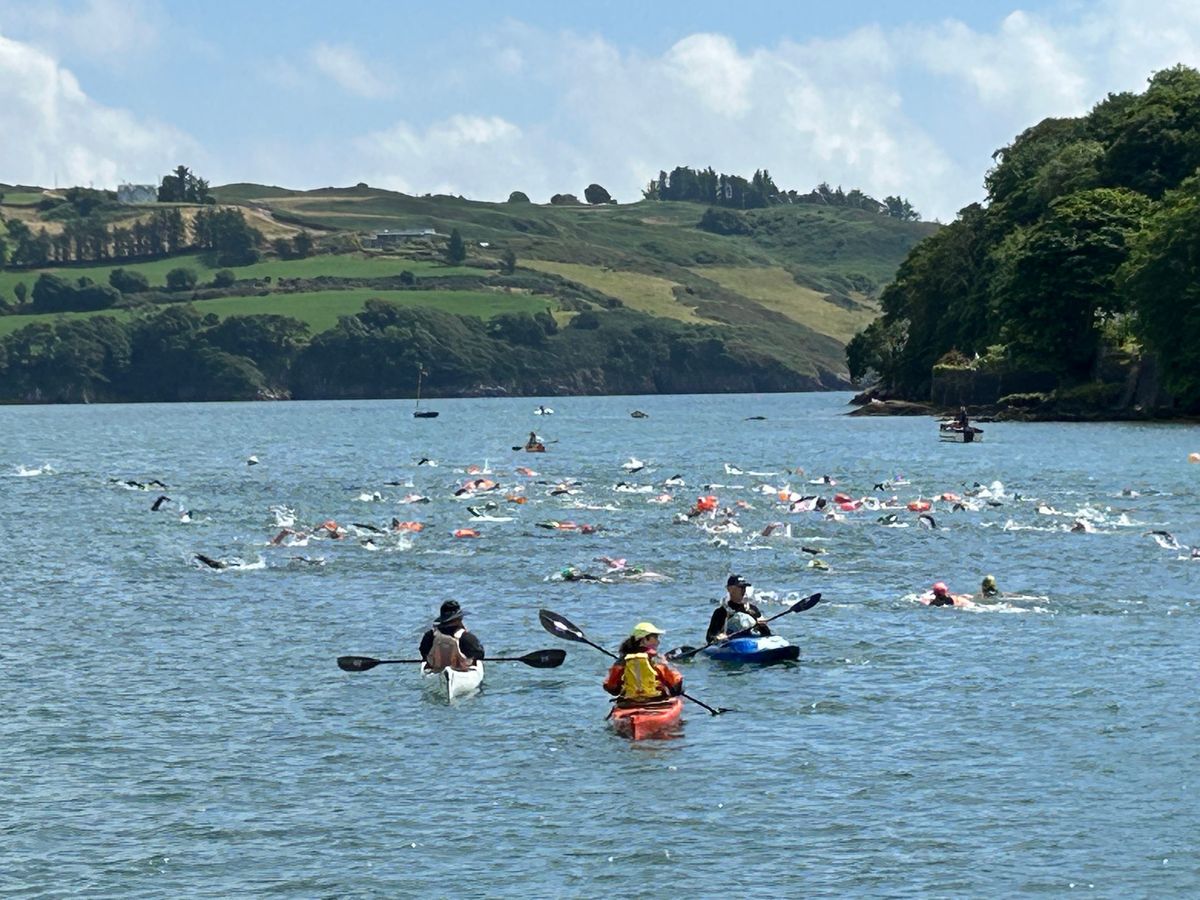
954,406,970,430
706,574,771,642
603,622,683,703
419,600,485,673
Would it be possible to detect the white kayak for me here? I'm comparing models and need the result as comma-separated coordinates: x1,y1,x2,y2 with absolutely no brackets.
421,662,484,700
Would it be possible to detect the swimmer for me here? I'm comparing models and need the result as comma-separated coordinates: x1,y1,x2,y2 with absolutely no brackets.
352,522,384,534
980,574,999,598
1144,530,1182,550
918,513,937,529
151,495,172,511
922,581,974,608
195,553,227,570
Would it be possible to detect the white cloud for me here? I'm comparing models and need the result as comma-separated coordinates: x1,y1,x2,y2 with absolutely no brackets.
0,0,161,64
310,41,391,99
0,31,194,186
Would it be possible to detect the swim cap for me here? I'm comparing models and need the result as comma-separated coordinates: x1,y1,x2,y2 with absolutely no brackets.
982,575,997,588
932,582,949,595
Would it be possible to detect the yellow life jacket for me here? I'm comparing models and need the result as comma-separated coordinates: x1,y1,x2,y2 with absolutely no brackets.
621,653,663,701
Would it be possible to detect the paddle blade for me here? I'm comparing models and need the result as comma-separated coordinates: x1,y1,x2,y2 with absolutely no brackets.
791,592,822,613
538,609,588,643
337,655,381,672
665,646,698,661
518,648,567,668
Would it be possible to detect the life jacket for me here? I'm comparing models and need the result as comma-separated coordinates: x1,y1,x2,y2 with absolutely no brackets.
722,603,757,634
620,653,665,701
426,628,474,672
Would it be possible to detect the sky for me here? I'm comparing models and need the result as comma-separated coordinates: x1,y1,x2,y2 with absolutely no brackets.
2,0,1199,221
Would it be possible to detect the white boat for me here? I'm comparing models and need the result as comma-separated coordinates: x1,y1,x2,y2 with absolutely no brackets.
421,662,484,700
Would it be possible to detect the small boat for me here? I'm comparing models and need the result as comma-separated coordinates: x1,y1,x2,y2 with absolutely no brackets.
630,410,649,419
610,697,684,739
421,662,484,700
525,443,546,453
702,635,800,664
413,367,439,418
534,406,554,416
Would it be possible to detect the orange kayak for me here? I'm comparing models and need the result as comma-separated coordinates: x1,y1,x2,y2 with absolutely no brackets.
610,697,684,739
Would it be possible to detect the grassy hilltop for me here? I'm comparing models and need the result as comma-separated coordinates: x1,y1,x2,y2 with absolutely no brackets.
0,181,936,401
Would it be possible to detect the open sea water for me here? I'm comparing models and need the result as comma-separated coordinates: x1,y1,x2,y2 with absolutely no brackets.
2,393,1197,897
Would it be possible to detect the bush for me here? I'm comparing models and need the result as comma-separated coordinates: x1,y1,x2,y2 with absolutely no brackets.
166,267,198,292
398,270,417,286
584,183,612,204
698,207,750,235
109,268,150,294
212,269,236,288
933,349,973,369
507,191,531,203
550,193,580,205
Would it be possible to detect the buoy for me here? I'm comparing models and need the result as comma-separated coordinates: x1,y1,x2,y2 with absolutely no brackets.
907,499,932,512
453,528,480,538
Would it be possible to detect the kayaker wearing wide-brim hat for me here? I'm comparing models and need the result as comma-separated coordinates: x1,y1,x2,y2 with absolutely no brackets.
603,622,683,704
706,574,771,643
419,600,485,673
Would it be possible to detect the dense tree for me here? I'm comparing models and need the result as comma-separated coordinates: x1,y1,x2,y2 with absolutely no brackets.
584,183,612,204
109,268,150,294
292,231,313,258
30,274,120,313
500,248,517,275
211,269,236,288
506,191,531,203
166,267,198,292
157,165,215,204
445,228,466,264
549,194,580,205
1119,174,1200,409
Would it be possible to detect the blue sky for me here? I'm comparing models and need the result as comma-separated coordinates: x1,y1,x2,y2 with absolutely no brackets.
2,0,1199,220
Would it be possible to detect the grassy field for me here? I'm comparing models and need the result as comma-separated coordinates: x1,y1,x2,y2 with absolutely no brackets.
0,192,45,206
0,288,546,338
522,260,702,323
694,266,879,343
0,253,484,302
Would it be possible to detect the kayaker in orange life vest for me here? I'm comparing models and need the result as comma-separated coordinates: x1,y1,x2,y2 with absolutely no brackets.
603,622,683,703
419,600,485,672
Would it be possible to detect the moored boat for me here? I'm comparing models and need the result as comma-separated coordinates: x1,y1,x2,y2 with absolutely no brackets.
421,662,484,700
610,696,684,739
701,635,800,664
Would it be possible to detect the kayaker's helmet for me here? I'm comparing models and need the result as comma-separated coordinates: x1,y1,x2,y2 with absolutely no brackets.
435,600,467,625
932,582,949,596
630,621,665,639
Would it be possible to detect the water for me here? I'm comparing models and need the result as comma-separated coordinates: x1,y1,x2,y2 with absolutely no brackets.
2,393,1197,897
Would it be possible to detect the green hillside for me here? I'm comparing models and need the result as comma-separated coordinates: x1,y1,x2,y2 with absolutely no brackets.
0,181,935,402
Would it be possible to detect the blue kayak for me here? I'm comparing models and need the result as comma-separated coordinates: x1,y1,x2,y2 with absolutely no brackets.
702,635,800,664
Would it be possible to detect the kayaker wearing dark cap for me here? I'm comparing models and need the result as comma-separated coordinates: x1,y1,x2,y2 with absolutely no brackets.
603,622,683,703
706,575,771,643
419,601,485,673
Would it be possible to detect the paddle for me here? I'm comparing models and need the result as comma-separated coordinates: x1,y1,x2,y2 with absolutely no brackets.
666,592,822,661
337,648,566,672
537,609,733,716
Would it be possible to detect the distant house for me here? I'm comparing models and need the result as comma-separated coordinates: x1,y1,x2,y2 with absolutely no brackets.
370,227,443,248
117,183,158,204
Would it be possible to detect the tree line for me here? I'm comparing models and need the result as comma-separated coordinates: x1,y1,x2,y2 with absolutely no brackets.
0,298,829,404
847,64,1200,412
642,165,919,219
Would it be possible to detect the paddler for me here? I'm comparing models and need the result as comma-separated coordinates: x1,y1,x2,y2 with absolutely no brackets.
706,574,771,642
419,600,485,672
603,622,683,703
524,431,544,452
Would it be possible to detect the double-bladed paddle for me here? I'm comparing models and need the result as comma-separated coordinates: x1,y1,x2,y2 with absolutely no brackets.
337,648,566,672
537,608,733,716
665,592,822,661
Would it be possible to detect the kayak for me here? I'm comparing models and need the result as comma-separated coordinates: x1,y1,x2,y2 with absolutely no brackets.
420,662,484,700
702,635,800,664
610,697,684,739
